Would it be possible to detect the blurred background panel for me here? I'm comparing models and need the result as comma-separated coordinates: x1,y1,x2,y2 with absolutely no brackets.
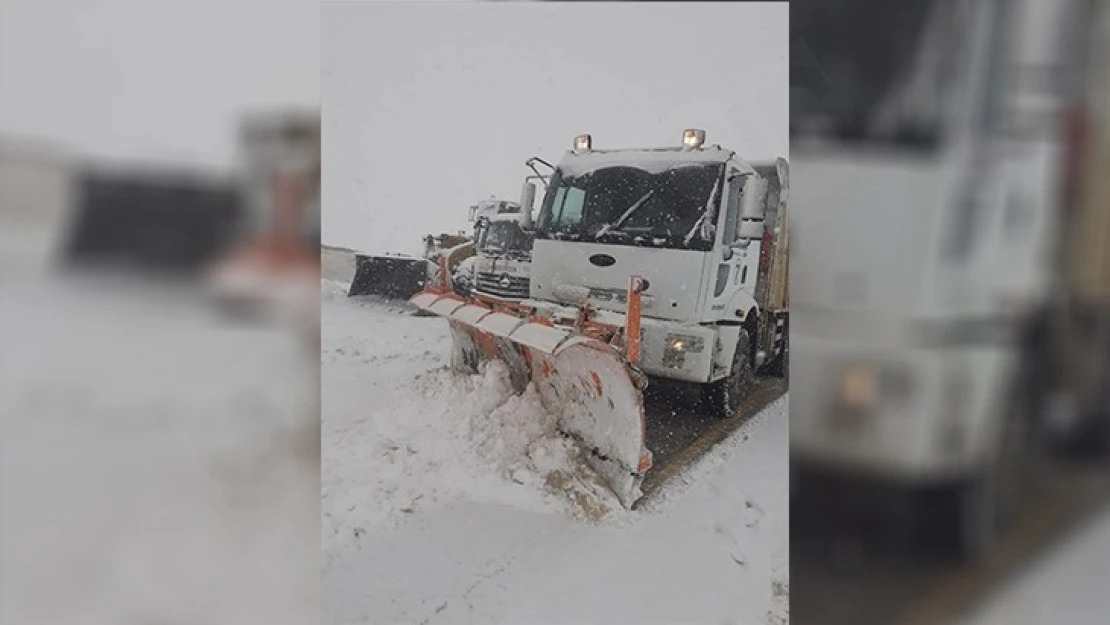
790,0,1110,624
0,138,74,271
62,165,242,274
0,1,321,624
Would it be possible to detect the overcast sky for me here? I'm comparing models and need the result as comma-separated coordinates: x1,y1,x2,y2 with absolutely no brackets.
322,1,788,257
0,0,319,171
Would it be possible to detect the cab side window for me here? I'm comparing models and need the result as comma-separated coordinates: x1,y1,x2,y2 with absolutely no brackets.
722,169,744,243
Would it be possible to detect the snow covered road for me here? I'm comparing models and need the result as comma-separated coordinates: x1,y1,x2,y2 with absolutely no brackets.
960,500,1110,625
322,281,789,625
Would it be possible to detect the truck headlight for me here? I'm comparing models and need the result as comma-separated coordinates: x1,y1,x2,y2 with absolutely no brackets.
839,364,878,409
837,362,913,409
665,334,704,354
663,334,704,368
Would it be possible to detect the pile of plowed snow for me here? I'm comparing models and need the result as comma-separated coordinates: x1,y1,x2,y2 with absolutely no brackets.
321,278,350,302
322,291,621,565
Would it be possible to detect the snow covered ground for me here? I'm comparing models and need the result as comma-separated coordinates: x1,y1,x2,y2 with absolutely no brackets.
961,502,1110,625
322,279,789,625
0,223,319,624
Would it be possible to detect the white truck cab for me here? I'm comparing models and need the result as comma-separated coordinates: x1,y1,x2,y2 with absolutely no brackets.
470,209,535,301
517,131,789,415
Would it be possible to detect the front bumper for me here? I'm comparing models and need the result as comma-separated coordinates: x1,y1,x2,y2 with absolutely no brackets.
521,299,717,383
637,322,717,383
789,332,977,484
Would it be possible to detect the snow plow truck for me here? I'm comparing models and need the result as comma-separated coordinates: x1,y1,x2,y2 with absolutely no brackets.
467,197,536,302
411,130,789,507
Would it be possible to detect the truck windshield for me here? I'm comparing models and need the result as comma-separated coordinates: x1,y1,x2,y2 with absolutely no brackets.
479,220,533,255
535,163,723,250
791,0,968,150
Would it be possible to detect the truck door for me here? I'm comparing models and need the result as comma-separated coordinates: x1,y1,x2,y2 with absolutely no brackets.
709,166,764,319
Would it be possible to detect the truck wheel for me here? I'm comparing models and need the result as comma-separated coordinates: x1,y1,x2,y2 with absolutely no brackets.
702,331,756,418
953,410,1030,561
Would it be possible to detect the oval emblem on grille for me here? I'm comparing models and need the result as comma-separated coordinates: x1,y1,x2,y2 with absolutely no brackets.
499,275,512,289
588,254,616,267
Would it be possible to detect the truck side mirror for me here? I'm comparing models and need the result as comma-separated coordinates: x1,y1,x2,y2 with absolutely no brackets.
740,177,768,220
730,221,764,247
775,157,789,193
519,182,536,230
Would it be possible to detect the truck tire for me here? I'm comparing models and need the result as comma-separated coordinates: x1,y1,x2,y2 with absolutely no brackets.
702,331,756,418
953,406,1031,561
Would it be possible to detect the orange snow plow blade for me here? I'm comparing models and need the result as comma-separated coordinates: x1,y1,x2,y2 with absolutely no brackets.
409,290,654,508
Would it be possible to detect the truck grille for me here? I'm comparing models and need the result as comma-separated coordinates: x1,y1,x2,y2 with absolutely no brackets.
475,272,530,299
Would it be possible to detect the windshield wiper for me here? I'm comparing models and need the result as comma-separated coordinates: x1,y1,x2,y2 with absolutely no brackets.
595,190,655,240
552,229,583,242
682,174,721,246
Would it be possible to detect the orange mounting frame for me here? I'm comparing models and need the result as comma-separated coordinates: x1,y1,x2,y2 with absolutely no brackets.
626,275,644,364
471,293,535,316
463,289,628,346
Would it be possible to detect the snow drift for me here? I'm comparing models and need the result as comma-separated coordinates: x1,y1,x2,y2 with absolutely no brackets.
322,288,621,564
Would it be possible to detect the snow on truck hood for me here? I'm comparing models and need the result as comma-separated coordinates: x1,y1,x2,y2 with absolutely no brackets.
556,145,754,177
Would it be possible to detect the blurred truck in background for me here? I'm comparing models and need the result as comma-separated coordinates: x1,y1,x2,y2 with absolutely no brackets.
235,110,321,251
347,229,472,301
32,108,319,282
346,197,531,302
466,197,535,302
1044,2,1110,455
790,0,1102,560
206,109,320,323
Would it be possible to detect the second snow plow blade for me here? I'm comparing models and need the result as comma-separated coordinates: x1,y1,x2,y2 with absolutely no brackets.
348,254,429,299
410,290,653,508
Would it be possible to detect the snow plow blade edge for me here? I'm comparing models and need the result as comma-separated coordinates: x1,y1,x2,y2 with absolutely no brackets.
412,291,652,508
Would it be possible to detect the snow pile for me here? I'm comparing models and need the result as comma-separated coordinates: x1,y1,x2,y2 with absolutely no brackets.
325,392,790,625
323,289,787,624
411,362,555,481
1,274,319,625
320,277,351,302
962,504,1110,625
325,362,621,563
322,295,621,565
